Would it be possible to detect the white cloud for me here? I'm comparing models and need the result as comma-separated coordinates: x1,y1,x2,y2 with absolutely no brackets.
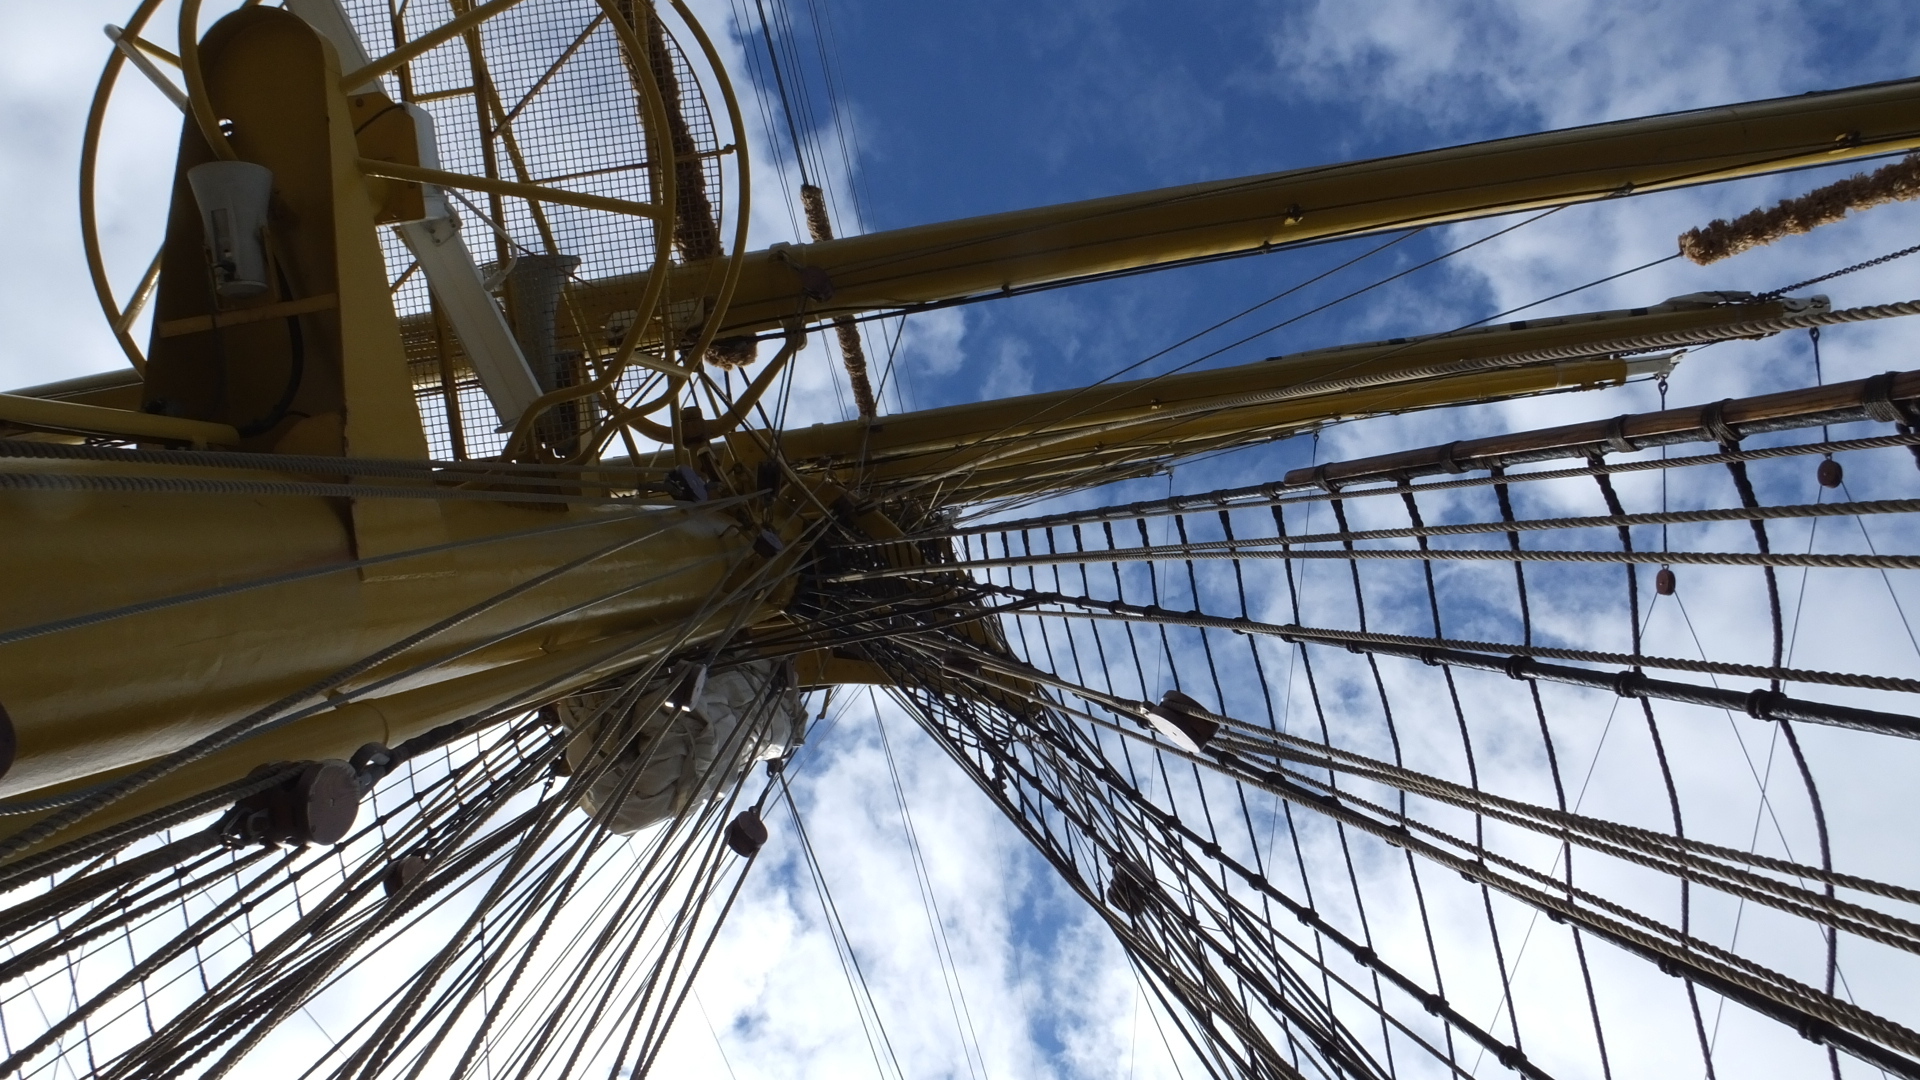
645,697,1199,1079
1272,0,1919,136
0,1,234,389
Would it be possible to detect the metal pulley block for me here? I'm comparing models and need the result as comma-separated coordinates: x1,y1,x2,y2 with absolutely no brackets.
724,808,768,858
219,759,361,847
665,464,710,502
1818,456,1844,488
383,854,430,898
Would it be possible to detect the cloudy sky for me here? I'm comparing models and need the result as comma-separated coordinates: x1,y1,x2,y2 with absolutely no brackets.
5,1,1920,1078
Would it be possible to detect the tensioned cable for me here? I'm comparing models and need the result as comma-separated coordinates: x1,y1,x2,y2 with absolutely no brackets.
870,697,990,1080
0,470,642,507
887,222,1710,508
0,438,670,479
902,635,1920,910
970,498,1920,558
922,254,1910,511
1,728,555,1076
717,144,1920,358
0,550,731,821
814,420,1920,1068
896,637,1920,1072
880,213,1555,503
798,144,1920,292
869,647,1501,1080
988,590,1920,695
931,227,1915,516
214,551,803,1079
778,775,906,1080
0,494,749,650
289,522,833,1068
937,432,1920,538
837,532,1920,583
0,517,747,846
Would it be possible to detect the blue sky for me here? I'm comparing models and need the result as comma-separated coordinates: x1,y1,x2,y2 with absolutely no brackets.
4,2,1920,1077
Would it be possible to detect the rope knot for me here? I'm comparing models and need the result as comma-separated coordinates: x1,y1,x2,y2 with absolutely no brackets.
1611,670,1647,698
1699,399,1741,448
1745,688,1782,721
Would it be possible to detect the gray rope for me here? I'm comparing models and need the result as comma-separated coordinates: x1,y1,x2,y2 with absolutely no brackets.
972,584,1920,694
930,432,1920,541
1035,498,1920,554
0,525,720,860
1442,298,1920,364
846,544,1920,580
0,438,668,481
0,499,747,650
0,471,640,507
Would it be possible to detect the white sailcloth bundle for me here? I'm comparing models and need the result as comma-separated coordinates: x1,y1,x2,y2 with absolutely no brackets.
559,662,800,834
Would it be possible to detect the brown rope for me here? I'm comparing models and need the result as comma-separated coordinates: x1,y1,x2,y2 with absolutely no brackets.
1679,153,1920,265
800,183,877,418
616,3,750,369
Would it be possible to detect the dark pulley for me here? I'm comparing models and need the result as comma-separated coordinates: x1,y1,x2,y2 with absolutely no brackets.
383,854,429,898
665,465,709,502
725,808,768,857
1817,456,1844,488
1655,567,1677,596
1106,862,1152,916
224,759,361,846
293,760,362,845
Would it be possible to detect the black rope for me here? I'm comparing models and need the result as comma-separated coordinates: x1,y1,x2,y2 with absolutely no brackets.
748,0,811,187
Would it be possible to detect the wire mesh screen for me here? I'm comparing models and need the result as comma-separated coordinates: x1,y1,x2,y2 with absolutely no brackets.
341,0,723,460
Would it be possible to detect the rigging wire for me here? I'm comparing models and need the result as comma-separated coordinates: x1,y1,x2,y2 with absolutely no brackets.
747,0,811,187
20,9,1920,1072
895,207,1603,509
692,991,742,1080
869,693,991,1080
776,774,907,1080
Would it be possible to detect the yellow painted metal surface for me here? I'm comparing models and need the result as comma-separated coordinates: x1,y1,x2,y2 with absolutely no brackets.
0,472,755,800
0,618,743,845
680,297,1806,497
2,370,145,412
144,9,349,454
586,77,1920,342
0,467,809,853
0,392,238,446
